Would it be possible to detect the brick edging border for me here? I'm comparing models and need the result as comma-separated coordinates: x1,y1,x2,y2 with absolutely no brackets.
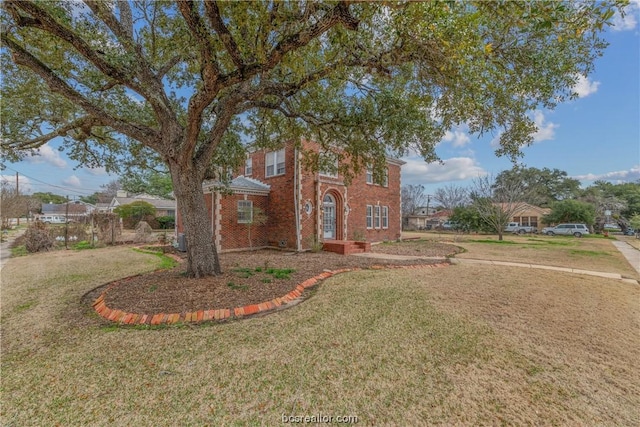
92,262,450,325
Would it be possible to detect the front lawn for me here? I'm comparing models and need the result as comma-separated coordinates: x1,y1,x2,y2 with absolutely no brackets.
1,246,638,425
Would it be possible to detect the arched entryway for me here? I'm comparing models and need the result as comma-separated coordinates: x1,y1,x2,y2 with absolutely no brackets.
323,193,336,239
322,191,343,240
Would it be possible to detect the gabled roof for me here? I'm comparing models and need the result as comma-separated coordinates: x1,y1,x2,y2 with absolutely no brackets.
41,201,94,214
203,176,270,196
110,196,175,210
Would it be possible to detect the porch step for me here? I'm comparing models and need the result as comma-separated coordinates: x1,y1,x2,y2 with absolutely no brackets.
322,240,371,255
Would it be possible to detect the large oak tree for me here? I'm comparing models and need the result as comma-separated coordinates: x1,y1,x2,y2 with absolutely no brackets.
1,1,621,276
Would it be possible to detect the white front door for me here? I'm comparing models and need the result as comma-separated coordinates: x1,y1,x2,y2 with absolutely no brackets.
323,194,336,239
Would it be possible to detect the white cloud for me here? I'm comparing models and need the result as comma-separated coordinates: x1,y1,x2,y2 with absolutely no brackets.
24,143,67,168
611,0,639,31
572,75,600,98
401,156,487,185
442,129,471,148
62,175,82,188
531,110,559,142
572,165,640,183
0,174,33,193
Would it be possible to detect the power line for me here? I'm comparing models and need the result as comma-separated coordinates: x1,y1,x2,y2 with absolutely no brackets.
1,166,103,195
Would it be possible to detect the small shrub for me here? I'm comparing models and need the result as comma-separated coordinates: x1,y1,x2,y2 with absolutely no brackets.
307,235,323,252
232,267,254,278
352,229,366,242
267,268,295,280
24,222,55,253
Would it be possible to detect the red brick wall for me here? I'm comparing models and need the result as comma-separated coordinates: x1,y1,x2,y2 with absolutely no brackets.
218,194,269,250
177,140,402,252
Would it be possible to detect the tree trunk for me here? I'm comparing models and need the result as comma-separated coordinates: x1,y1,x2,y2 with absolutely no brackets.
498,231,504,241
169,163,221,277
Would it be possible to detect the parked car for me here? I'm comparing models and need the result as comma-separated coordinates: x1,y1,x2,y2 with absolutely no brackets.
623,228,636,236
603,223,621,231
504,222,537,234
541,223,590,237
38,215,67,224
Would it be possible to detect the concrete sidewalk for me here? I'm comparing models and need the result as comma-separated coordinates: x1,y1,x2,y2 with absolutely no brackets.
611,240,640,276
0,228,25,272
353,244,639,285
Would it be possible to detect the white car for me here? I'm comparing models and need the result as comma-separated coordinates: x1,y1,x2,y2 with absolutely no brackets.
541,223,590,237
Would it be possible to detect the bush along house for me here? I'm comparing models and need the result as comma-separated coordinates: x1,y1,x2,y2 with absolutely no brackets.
176,140,404,255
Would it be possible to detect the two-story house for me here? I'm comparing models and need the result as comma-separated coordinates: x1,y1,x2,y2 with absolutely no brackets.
176,140,404,254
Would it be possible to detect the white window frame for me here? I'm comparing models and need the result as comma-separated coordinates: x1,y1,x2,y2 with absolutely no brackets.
366,205,373,229
374,205,381,229
382,168,389,187
382,206,389,229
366,170,373,184
237,200,253,223
265,149,285,177
244,157,252,176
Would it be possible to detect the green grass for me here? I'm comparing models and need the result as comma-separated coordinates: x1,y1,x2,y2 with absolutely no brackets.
227,281,248,291
72,240,94,250
10,245,28,257
569,249,610,257
131,248,178,270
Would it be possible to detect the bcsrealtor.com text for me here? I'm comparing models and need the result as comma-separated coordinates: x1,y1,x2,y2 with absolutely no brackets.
282,413,358,424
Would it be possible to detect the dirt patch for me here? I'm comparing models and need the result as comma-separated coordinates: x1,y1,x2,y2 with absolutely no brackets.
101,244,458,314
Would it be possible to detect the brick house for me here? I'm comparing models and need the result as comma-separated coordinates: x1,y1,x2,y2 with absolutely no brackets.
177,140,404,253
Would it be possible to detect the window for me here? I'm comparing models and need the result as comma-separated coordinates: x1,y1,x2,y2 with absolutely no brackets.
382,206,389,229
366,205,373,229
319,151,339,177
367,167,388,186
237,200,253,223
374,205,381,229
265,149,285,177
245,157,252,176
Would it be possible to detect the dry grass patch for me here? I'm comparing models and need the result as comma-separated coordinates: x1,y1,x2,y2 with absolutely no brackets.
2,247,639,425
435,234,638,279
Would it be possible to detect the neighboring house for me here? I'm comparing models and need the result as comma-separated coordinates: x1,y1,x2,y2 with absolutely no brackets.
38,201,95,222
176,140,404,253
95,203,111,213
109,191,176,218
405,209,451,230
509,203,551,229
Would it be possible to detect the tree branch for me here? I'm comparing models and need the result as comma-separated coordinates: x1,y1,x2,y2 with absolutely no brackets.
83,1,175,122
1,117,94,150
2,34,158,145
266,1,359,69
7,1,137,90
204,1,245,70
177,1,223,160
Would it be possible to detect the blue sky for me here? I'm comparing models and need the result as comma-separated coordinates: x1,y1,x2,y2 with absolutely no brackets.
2,2,639,199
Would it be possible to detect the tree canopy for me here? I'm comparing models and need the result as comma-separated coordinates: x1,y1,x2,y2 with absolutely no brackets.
543,199,596,225
494,166,581,207
1,0,623,276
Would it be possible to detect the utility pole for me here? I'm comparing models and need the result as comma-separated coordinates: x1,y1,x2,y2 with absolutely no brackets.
16,172,19,226
65,195,69,249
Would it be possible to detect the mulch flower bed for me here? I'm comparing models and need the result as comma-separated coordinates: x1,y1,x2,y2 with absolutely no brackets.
90,241,462,319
